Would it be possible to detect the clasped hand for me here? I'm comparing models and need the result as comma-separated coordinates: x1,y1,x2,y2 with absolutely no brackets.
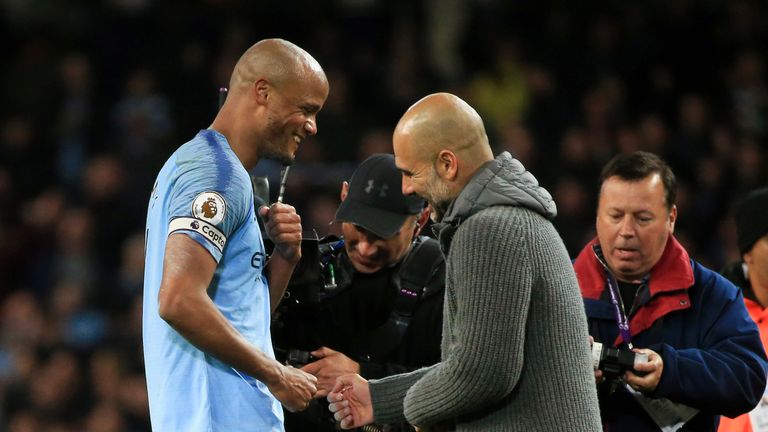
327,374,373,430
269,364,318,413
301,347,360,397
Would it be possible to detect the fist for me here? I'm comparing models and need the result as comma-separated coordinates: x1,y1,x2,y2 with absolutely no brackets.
259,203,301,261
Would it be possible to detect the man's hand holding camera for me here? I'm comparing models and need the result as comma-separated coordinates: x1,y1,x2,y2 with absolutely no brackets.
625,348,663,394
591,336,663,394
589,337,605,384
301,347,360,397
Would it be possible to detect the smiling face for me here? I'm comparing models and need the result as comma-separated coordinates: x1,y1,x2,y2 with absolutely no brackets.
596,173,676,282
394,136,454,222
342,216,418,274
259,75,329,165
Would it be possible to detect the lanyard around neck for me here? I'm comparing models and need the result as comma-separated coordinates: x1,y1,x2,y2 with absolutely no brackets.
592,244,639,349
605,273,634,349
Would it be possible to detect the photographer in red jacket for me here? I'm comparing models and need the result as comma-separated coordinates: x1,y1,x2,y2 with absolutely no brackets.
575,151,767,431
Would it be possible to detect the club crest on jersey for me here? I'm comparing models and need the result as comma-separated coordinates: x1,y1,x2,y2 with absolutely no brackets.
192,192,226,225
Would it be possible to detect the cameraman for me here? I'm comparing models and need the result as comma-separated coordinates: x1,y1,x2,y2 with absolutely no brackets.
272,153,445,431
574,151,767,431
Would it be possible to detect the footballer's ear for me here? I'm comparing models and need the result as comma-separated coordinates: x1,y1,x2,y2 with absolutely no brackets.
254,79,270,105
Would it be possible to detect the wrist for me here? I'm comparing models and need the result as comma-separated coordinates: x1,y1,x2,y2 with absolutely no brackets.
262,360,286,388
273,244,301,264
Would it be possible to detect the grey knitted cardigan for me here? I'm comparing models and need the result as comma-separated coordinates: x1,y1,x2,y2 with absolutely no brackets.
369,152,601,431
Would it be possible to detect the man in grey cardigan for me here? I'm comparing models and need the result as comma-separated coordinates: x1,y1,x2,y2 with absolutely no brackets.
327,93,601,431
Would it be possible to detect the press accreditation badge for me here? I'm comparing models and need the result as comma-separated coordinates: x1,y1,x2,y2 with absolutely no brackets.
626,384,699,431
192,191,226,225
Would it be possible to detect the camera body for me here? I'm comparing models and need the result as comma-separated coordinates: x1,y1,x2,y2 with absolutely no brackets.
592,342,648,378
283,349,316,367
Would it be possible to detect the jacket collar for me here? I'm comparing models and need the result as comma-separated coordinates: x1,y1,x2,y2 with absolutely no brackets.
432,151,556,254
575,235,695,300
575,236,696,344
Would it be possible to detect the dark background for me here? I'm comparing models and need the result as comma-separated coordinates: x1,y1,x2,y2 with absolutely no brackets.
1,0,766,430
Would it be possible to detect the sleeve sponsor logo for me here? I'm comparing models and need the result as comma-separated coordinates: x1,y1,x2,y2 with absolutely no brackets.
192,192,226,226
169,217,227,252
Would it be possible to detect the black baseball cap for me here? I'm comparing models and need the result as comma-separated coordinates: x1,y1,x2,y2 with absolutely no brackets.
335,153,425,238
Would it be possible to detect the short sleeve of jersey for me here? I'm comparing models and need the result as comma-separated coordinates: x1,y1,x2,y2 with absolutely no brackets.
166,144,251,262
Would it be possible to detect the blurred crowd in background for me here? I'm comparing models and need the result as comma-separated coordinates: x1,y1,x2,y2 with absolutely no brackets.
1,0,766,430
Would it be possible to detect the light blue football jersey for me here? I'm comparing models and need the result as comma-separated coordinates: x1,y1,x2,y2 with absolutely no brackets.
143,129,283,431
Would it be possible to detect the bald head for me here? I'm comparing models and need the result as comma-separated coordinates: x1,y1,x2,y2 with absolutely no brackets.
394,93,493,172
393,93,494,221
211,39,329,169
229,38,327,95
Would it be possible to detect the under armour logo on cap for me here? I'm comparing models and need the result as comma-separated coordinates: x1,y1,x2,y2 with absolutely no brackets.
364,180,389,198
334,153,425,239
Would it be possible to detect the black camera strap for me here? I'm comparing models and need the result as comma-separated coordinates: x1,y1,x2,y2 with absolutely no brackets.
367,237,444,359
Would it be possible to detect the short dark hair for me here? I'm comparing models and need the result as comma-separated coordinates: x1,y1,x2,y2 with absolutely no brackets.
599,151,676,209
